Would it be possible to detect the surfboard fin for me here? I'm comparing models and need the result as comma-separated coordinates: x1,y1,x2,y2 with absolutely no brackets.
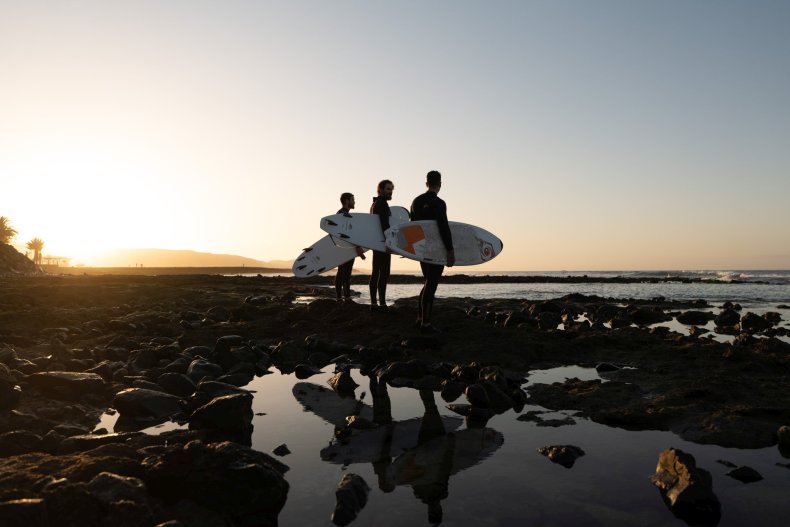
324,219,338,227
338,234,350,239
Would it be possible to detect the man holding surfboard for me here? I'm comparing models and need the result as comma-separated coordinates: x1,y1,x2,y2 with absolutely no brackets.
335,192,365,302
369,179,394,311
411,170,454,332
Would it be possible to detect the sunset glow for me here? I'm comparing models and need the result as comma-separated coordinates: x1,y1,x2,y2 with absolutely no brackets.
2,1,789,271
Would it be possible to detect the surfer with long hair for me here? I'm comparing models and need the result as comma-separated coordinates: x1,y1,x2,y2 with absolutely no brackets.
369,179,394,310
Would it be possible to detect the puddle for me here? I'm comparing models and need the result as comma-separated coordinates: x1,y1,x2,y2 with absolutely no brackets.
525,365,602,385
95,367,790,525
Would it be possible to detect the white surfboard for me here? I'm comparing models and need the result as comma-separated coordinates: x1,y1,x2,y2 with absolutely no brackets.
291,235,365,277
331,206,410,248
385,220,503,266
321,205,410,252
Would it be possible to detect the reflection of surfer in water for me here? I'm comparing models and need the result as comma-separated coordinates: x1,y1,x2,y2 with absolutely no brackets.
370,374,395,492
370,384,453,523
296,378,503,524
411,389,452,525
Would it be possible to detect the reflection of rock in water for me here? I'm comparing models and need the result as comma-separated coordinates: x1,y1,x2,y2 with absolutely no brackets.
332,473,370,527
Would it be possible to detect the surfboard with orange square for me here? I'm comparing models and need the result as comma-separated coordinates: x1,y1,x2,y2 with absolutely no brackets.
385,221,503,266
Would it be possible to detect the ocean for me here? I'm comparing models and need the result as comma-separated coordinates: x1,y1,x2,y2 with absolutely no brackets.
361,269,790,307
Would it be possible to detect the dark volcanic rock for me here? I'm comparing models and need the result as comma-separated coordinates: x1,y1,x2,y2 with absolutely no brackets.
26,371,105,399
739,312,773,333
188,392,253,445
58,432,143,454
112,388,185,427
142,440,289,527
186,358,224,383
157,372,197,398
676,311,715,326
714,308,740,328
650,448,721,526
327,370,359,395
537,444,585,468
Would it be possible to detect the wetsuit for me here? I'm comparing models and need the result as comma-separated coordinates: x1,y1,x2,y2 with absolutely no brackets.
369,197,391,307
334,207,354,299
410,190,453,325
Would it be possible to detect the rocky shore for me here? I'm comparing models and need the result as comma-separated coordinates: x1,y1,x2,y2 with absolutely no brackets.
1,273,789,525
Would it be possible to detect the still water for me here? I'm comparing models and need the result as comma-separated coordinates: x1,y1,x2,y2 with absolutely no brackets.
101,366,790,526
263,368,790,526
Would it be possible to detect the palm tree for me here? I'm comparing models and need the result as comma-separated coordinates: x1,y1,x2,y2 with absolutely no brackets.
27,238,44,266
0,216,17,244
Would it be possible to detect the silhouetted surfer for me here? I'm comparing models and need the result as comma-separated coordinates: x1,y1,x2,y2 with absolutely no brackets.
369,179,394,310
334,192,365,302
411,170,454,332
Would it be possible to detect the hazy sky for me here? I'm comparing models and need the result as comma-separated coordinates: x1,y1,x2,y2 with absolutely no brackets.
2,1,789,271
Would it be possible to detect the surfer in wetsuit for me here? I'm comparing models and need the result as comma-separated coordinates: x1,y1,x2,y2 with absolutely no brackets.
335,192,365,302
411,171,454,332
369,180,394,310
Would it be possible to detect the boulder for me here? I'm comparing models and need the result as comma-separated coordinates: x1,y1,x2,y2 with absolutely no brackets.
676,311,715,326
629,307,670,326
739,312,773,333
186,358,224,383
294,363,323,379
440,380,465,403
189,380,252,410
26,371,105,399
157,373,197,398
650,448,721,526
714,308,740,328
112,388,185,426
0,430,44,456
58,432,143,454
537,311,563,330
464,383,490,408
87,471,149,507
142,440,289,527
327,371,358,395
212,335,245,370
188,393,253,444
537,444,585,468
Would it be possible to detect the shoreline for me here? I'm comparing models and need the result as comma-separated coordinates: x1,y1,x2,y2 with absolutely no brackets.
39,266,773,284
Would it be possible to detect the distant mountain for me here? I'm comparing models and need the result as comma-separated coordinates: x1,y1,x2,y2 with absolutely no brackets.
88,248,290,268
